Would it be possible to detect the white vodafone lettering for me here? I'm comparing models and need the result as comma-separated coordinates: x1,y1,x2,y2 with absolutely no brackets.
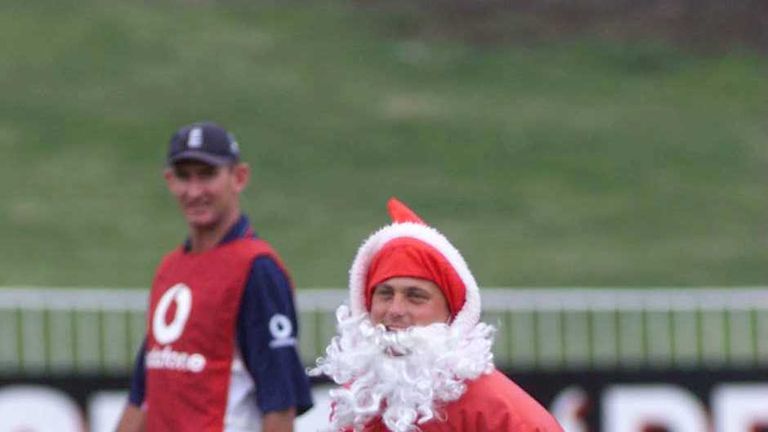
146,346,206,373
268,314,296,348
152,283,192,345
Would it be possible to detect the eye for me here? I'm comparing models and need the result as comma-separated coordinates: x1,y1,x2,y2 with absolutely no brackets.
173,169,190,180
198,167,218,179
373,286,394,299
407,289,429,302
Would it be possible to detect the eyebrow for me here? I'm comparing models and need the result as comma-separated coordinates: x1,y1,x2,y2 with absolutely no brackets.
405,286,430,295
375,284,431,294
174,165,217,175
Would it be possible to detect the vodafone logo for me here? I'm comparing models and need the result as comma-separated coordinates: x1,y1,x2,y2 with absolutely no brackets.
148,283,207,372
152,283,192,345
268,314,296,348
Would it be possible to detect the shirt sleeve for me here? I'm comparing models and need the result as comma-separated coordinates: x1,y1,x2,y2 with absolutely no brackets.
237,256,314,415
127,338,147,407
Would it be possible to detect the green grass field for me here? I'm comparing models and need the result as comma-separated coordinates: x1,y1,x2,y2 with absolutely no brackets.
2,0,767,289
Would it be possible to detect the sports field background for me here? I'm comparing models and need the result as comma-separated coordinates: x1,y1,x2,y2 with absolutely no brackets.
2,0,767,290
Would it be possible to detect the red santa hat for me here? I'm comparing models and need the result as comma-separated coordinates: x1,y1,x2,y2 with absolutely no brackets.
349,198,482,334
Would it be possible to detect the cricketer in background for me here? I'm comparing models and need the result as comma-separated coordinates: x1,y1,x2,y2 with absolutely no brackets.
116,122,312,432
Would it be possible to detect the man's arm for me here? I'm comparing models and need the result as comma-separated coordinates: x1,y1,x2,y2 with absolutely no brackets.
237,256,313,427
116,338,148,432
262,407,296,432
115,404,145,432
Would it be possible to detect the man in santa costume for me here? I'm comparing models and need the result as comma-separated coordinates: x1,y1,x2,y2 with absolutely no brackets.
311,198,563,431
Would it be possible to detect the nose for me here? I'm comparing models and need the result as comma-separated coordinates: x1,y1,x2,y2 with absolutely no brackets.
186,177,205,198
385,293,407,324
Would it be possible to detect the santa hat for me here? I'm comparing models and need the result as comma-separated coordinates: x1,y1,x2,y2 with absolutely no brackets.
349,198,482,334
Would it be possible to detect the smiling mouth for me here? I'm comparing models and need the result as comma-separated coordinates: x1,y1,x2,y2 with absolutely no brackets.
185,204,209,213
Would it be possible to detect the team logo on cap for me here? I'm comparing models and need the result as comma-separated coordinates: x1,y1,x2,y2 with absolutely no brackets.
187,127,203,149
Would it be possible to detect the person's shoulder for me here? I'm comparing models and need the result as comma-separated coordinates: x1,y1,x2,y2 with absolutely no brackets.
250,253,282,271
161,244,184,258
155,246,184,268
460,369,520,407
246,251,293,291
232,236,280,259
221,236,278,266
242,238,292,278
455,369,563,431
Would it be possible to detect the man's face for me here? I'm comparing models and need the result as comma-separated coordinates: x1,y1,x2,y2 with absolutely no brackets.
369,277,451,330
164,160,248,230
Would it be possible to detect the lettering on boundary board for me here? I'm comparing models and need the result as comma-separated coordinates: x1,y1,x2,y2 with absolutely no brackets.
0,369,767,431
508,369,768,432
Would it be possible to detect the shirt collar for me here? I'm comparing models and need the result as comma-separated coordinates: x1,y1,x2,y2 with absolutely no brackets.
183,214,256,252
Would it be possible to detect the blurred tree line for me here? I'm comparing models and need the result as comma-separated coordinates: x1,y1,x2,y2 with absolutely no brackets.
357,0,768,53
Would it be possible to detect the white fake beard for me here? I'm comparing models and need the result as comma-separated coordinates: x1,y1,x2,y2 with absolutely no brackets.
309,305,495,432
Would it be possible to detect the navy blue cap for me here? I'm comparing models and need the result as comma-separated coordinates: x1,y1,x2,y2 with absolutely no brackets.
167,122,240,166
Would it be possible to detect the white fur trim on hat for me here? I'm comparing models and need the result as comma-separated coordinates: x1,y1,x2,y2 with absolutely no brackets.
348,222,481,335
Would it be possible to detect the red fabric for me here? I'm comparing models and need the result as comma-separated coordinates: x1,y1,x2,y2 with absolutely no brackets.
387,198,425,224
145,238,284,432
365,237,466,318
359,370,564,432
